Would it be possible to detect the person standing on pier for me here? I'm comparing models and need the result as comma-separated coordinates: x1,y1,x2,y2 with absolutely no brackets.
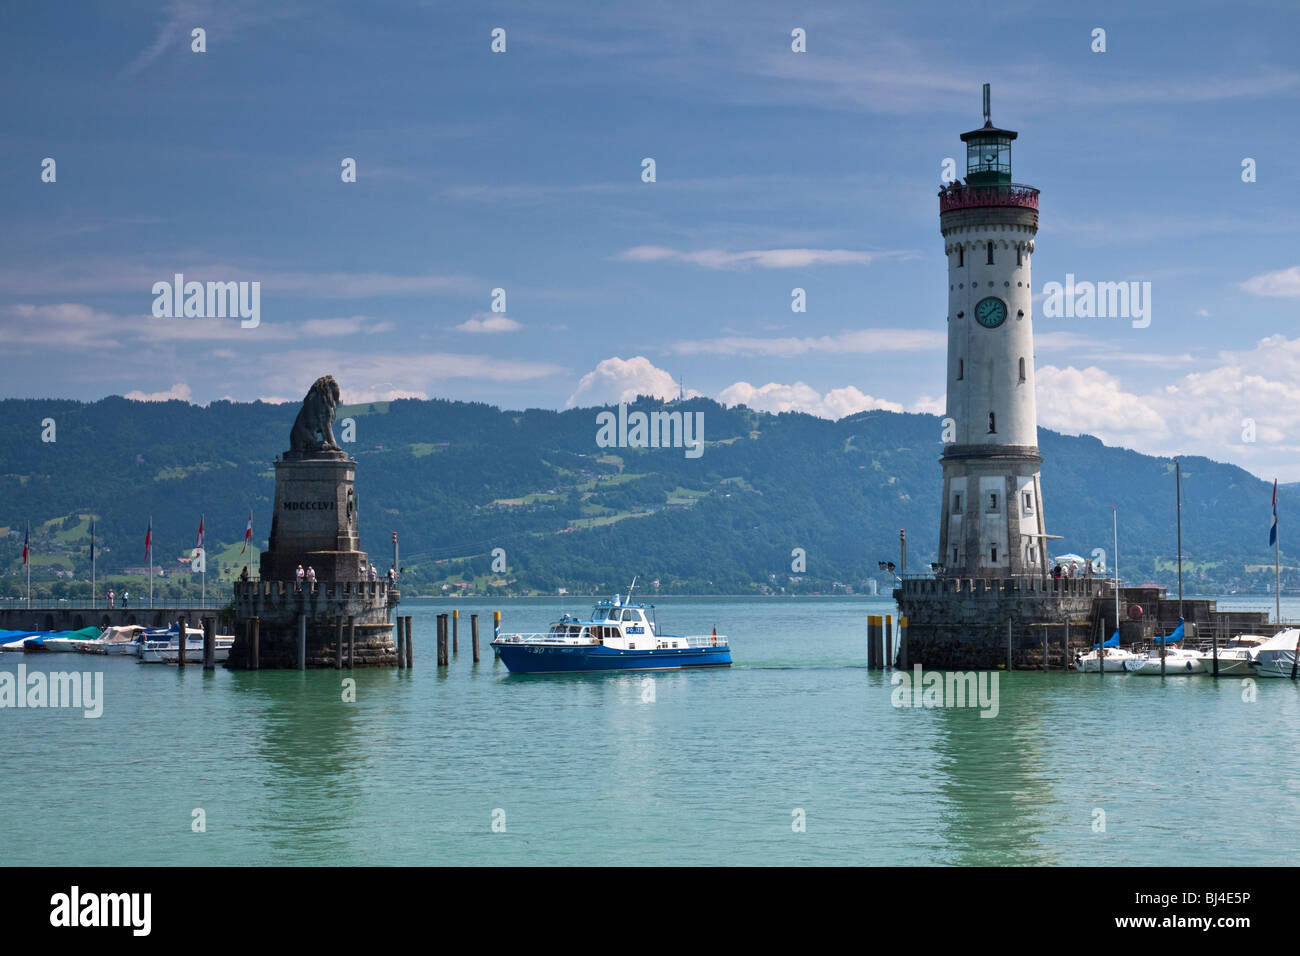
295,564,304,591
123,590,129,609
306,566,317,590
108,588,115,609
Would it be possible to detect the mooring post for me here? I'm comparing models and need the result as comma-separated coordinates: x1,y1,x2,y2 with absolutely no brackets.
1212,617,1220,677
438,613,449,666
453,609,459,655
203,616,215,671
347,616,355,669
1063,622,1069,671
472,613,480,663
1042,624,1048,672
867,615,881,670
1006,619,1012,671
405,616,413,668
395,617,405,669
493,610,501,658
336,619,344,670
884,614,893,669
177,615,187,669
251,616,260,670
297,614,306,671
897,615,908,669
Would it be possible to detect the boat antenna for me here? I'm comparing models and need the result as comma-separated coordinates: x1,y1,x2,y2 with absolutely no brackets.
626,575,638,603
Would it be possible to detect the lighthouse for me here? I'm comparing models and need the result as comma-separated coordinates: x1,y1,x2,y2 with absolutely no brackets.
936,84,1049,579
894,86,1094,671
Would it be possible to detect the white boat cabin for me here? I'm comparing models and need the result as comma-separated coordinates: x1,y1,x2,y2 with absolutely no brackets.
497,596,726,650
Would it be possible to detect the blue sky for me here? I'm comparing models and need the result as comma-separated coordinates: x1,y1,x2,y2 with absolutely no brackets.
2,1,1299,476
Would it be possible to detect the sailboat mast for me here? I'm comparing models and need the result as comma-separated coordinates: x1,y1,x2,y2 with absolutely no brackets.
1176,460,1183,623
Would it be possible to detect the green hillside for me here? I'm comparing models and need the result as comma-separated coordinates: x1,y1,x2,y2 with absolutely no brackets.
0,394,1291,599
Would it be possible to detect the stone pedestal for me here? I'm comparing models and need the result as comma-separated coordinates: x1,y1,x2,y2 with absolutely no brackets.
228,448,397,669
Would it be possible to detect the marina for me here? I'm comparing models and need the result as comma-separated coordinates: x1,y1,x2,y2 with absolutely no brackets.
3,595,1298,867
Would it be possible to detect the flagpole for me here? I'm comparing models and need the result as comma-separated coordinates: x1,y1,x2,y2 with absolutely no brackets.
26,522,31,609
91,518,96,609
201,513,206,610
1275,512,1281,628
149,516,154,610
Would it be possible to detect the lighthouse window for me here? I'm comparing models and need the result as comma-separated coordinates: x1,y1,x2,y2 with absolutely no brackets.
987,242,994,265
991,544,998,563
957,358,964,380
953,548,959,564
953,493,962,514
988,493,998,512
958,247,964,267
1024,492,1034,513
1017,246,1023,266
1018,357,1026,382
988,412,996,433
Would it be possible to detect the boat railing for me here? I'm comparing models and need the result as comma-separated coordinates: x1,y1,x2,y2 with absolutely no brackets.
681,634,728,648
493,631,595,645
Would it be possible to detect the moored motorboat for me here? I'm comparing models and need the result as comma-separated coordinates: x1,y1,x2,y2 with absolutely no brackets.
492,589,731,674
35,626,104,653
138,627,233,664
1192,635,1269,675
78,625,148,656
1250,628,1300,678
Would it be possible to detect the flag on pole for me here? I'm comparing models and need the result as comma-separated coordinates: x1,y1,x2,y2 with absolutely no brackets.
144,518,152,562
90,518,95,565
1270,479,1278,546
196,515,204,552
241,510,253,554
22,524,28,565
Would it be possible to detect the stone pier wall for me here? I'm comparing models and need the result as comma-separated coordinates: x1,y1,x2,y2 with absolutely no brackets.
227,579,399,668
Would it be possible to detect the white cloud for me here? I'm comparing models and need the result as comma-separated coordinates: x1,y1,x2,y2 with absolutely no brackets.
614,245,911,270
669,328,944,357
124,382,193,403
566,356,694,408
1241,265,1300,298
719,381,904,418
455,313,522,334
300,316,395,336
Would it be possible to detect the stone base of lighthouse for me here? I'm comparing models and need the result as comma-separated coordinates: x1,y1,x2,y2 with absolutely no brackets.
226,579,399,668
895,577,1095,670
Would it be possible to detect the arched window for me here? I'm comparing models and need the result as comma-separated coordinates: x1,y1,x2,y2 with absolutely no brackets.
1016,245,1023,266
990,544,998,562
957,358,964,381
987,242,994,265
958,246,964,267
1018,357,1026,382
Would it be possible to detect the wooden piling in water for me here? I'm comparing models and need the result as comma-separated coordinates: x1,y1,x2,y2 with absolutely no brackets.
884,614,893,669
867,615,881,669
1006,619,1012,671
297,614,306,671
336,619,344,670
897,616,908,669
347,616,355,669
453,609,459,655
177,616,187,669
395,618,405,669
472,613,480,663
251,616,260,670
1042,623,1048,672
405,616,413,668
203,617,215,670
437,613,448,666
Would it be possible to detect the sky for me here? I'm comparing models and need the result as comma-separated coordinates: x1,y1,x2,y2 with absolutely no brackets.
2,1,1299,477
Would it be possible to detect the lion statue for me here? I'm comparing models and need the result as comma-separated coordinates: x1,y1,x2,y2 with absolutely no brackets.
289,375,342,452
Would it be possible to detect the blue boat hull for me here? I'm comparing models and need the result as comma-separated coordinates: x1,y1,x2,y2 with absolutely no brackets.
493,642,731,674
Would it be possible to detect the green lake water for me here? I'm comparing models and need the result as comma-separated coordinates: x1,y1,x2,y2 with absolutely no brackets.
2,595,1297,865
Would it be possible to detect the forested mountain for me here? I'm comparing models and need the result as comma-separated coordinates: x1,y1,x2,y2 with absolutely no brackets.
0,394,1290,598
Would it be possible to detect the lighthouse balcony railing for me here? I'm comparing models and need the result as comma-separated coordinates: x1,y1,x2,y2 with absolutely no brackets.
938,182,1039,212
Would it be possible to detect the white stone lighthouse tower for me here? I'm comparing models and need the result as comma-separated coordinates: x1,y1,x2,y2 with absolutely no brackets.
936,85,1050,579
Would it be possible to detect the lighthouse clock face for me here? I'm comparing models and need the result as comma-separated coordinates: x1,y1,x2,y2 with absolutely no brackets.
975,296,1007,328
